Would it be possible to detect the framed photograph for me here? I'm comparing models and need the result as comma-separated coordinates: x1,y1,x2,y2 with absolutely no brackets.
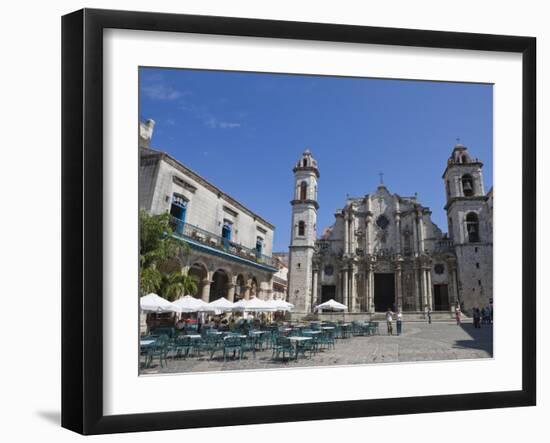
62,8,536,435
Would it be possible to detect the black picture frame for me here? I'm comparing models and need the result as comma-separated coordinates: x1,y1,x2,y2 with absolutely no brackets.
61,8,536,435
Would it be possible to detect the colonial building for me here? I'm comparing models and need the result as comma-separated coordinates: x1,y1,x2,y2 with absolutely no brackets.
271,255,289,301
288,144,493,316
139,119,278,302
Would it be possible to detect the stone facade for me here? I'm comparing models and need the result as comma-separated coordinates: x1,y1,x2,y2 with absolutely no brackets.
288,144,493,315
139,120,278,302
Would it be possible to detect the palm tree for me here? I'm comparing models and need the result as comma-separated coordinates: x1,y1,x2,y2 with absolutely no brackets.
181,273,199,297
140,267,162,295
160,271,198,301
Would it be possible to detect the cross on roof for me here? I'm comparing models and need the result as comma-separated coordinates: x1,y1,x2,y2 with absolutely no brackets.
378,172,384,185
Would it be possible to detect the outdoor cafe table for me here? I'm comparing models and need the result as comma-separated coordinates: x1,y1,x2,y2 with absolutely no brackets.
304,330,322,335
288,336,312,360
321,326,335,330
140,339,155,346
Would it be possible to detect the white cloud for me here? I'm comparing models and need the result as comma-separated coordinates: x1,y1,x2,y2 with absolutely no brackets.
142,83,184,101
219,122,241,129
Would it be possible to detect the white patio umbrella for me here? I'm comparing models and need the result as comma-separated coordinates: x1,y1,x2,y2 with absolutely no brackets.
204,297,234,313
265,298,294,312
140,293,179,313
314,298,348,312
233,297,276,312
172,295,208,313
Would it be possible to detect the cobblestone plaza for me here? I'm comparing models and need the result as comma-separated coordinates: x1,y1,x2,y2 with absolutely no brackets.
141,321,493,375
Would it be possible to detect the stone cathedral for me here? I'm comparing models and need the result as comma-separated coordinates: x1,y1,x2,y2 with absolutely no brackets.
288,144,493,317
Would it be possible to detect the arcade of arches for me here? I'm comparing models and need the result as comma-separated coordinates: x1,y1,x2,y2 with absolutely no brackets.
183,251,275,303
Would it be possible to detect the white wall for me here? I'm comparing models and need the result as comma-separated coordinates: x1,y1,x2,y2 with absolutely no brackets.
0,0,546,442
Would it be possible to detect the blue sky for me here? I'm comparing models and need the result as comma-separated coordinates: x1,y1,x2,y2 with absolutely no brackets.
139,67,493,252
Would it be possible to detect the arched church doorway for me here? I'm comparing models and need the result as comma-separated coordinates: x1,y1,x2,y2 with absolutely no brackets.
374,273,395,312
321,285,336,303
433,284,450,311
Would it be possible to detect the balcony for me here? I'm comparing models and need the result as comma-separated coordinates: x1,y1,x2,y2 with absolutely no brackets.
169,217,277,269
435,239,454,253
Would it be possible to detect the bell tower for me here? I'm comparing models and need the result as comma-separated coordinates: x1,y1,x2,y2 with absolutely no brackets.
443,143,493,311
288,149,320,314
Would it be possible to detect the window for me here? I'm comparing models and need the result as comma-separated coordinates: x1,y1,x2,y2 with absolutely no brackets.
299,181,307,200
446,180,451,197
434,264,445,275
376,215,389,230
478,280,482,286
170,194,187,234
324,265,334,276
256,237,264,256
475,247,478,253
461,174,474,197
303,158,308,167
476,262,480,269
298,221,306,236
466,212,480,242
222,220,233,242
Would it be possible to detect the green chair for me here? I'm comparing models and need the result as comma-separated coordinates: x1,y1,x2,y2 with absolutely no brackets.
272,336,294,361
143,339,168,368
199,335,223,360
223,336,242,361
295,339,315,359
240,336,257,360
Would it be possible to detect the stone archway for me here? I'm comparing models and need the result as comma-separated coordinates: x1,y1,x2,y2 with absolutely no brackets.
210,269,229,302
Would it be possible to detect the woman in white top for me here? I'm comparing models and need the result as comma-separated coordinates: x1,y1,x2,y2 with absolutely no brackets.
396,310,403,335
385,308,394,335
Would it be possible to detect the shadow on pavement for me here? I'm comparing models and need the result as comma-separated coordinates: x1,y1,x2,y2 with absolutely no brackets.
453,323,493,355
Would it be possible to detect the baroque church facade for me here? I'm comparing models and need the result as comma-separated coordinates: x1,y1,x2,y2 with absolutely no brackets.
288,144,493,316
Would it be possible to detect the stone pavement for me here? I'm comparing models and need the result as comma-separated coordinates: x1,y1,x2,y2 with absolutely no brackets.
140,320,493,375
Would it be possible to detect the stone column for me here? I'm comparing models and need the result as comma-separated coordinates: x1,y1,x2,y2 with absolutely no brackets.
342,268,349,307
344,214,350,254
312,268,319,310
201,275,212,302
349,216,355,255
395,265,403,309
350,265,357,312
426,270,433,310
368,267,375,313
420,268,428,309
414,267,420,311
243,281,251,300
365,215,371,255
395,212,402,254
418,211,425,253
450,268,458,306
412,214,419,255
226,283,236,302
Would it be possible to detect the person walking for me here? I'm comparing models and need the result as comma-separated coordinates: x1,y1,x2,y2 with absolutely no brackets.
455,304,462,325
425,305,432,324
386,307,394,336
396,309,403,336
473,307,481,328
